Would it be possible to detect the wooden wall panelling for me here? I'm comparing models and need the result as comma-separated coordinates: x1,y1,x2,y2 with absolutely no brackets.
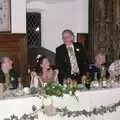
77,33,88,49
0,33,27,78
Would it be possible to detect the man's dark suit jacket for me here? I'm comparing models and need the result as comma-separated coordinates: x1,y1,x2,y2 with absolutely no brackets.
0,69,18,89
56,42,89,84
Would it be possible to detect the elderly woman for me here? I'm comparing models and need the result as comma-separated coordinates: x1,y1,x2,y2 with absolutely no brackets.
95,47,106,68
30,56,58,88
89,47,108,80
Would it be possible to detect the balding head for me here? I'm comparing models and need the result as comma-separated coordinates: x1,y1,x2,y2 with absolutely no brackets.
62,29,74,47
0,56,13,73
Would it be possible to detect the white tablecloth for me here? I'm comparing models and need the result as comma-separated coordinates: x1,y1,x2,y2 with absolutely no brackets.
0,88,120,120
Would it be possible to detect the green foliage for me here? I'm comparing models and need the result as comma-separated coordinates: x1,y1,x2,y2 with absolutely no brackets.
30,87,38,95
30,82,80,97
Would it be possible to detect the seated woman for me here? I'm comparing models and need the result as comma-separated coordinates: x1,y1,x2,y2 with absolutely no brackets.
95,47,106,68
89,47,108,80
0,56,18,94
30,56,58,88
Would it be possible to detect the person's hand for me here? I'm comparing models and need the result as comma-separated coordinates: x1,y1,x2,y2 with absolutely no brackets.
81,75,87,84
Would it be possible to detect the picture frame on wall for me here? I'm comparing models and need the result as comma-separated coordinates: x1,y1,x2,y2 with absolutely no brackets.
0,0,11,32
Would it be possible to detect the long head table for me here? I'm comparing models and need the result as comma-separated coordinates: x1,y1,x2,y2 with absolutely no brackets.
0,88,120,120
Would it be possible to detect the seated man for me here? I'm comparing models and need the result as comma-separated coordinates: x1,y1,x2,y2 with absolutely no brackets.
0,56,18,91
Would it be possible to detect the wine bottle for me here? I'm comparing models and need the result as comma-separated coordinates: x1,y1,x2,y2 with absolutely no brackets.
100,66,106,80
91,72,99,88
94,72,98,81
9,69,18,89
85,73,91,90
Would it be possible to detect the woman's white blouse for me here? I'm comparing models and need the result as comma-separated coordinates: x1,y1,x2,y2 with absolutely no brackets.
30,71,41,88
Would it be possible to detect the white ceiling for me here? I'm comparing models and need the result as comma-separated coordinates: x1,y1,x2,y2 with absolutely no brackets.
26,0,76,4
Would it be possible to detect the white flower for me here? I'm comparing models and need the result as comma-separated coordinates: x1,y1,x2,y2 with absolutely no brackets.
69,91,72,95
58,84,62,86
63,84,67,88
52,86,55,88
43,83,47,87
36,54,42,59
76,48,79,52
36,60,39,63
11,77,15,81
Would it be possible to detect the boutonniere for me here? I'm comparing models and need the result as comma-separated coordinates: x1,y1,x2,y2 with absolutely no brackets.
11,77,15,81
76,48,80,52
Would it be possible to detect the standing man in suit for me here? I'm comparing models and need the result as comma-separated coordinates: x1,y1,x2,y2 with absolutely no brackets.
56,29,89,84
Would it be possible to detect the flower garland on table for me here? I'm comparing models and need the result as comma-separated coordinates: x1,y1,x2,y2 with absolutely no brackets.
4,82,79,120
4,105,39,120
4,83,120,119
4,99,120,119
56,100,120,117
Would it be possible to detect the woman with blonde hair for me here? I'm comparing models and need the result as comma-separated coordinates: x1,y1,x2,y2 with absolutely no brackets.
95,47,106,68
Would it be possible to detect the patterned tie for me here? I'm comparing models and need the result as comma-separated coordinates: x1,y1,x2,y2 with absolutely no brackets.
68,47,74,56
67,47,79,74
